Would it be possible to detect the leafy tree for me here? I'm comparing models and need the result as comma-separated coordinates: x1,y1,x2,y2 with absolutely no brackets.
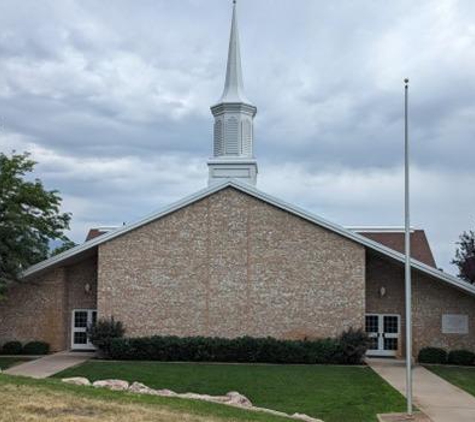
452,227,475,284
0,151,71,295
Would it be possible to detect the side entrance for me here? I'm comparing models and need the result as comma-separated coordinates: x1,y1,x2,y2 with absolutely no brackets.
365,314,400,357
71,309,97,350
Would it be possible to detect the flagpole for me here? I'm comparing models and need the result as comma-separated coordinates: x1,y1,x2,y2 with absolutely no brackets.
404,78,413,416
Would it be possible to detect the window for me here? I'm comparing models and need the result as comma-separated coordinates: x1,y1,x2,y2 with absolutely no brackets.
74,311,88,328
384,337,398,351
365,315,378,333
384,316,398,334
74,332,88,345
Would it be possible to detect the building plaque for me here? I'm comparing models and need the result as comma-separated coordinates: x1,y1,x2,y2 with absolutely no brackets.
442,314,469,334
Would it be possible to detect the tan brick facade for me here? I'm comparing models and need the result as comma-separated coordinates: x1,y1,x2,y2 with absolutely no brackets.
0,256,97,351
97,187,367,340
366,253,475,357
2,186,475,357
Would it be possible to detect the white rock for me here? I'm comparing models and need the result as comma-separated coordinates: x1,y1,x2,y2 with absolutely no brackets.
181,392,212,400
61,380,323,421
291,413,323,422
61,377,91,386
92,379,129,391
128,382,157,395
155,389,177,397
225,391,252,407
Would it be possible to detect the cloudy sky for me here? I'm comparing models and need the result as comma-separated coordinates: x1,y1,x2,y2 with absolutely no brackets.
1,0,474,273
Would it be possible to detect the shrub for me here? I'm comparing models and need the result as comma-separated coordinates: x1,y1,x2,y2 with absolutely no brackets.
88,317,125,356
107,328,367,364
418,347,447,364
338,328,371,364
23,341,50,355
448,350,475,366
1,341,23,355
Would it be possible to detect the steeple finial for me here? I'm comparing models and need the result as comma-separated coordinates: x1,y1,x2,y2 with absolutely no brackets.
219,0,251,104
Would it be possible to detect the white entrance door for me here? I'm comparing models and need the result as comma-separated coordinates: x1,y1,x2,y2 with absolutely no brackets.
71,309,97,350
365,314,400,357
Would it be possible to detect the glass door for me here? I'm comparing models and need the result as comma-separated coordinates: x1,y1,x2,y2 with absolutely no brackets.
365,314,400,357
71,309,97,350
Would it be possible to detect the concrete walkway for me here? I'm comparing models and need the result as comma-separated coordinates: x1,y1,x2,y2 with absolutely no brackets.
368,358,475,422
3,351,94,379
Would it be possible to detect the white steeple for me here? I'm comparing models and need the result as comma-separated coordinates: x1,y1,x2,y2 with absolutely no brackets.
219,0,250,104
208,0,258,186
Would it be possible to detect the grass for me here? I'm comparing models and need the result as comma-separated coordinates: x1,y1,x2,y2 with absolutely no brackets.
0,357,32,370
426,365,475,397
55,361,407,422
0,374,289,422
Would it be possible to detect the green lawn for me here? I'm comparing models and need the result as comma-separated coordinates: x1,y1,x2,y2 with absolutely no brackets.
0,357,31,370
56,362,406,422
0,374,289,422
426,365,475,397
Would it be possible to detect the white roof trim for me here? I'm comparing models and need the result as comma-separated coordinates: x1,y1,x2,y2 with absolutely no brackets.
22,179,475,298
346,226,416,233
90,226,119,232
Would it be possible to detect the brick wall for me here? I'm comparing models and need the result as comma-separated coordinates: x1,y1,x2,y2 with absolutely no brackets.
366,252,475,357
0,255,97,351
98,187,366,340
64,256,98,348
0,268,67,351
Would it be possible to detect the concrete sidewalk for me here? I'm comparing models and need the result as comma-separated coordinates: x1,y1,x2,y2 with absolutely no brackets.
368,358,475,422
3,351,94,379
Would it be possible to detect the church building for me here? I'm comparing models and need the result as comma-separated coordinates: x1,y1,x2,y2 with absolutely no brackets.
1,2,475,359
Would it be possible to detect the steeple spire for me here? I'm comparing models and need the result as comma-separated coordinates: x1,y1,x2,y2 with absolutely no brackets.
219,0,251,104
208,0,258,186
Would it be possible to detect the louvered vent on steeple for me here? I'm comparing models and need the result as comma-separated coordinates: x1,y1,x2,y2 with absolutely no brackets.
207,0,258,186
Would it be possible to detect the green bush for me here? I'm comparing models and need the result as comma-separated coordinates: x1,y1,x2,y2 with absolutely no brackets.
87,317,125,356
338,328,370,364
448,350,475,366
23,341,50,355
1,341,23,355
418,347,447,364
107,328,367,365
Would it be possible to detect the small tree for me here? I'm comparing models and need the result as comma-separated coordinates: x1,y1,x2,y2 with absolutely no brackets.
452,227,475,284
338,327,370,364
87,317,125,357
0,151,72,296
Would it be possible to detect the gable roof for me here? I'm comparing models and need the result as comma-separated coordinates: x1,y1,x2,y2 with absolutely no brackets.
352,229,437,268
22,179,475,297
85,227,118,242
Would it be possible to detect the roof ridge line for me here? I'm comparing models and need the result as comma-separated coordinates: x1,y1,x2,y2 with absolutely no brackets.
21,180,475,298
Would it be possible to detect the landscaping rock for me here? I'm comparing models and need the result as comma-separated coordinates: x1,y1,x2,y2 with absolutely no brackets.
292,413,322,422
67,380,324,422
226,391,252,406
181,392,215,401
92,379,129,391
128,382,158,395
155,389,177,397
61,377,91,386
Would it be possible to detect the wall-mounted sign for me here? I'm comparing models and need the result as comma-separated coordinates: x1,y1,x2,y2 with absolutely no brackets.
442,314,469,334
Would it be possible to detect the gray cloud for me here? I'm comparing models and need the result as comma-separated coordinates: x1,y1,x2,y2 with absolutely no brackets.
1,0,474,273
